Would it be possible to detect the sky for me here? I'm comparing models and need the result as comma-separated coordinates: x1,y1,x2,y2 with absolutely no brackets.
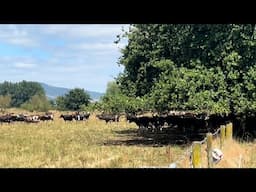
0,24,129,93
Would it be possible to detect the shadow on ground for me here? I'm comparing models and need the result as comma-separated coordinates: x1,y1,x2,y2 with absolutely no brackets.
101,128,192,148
113,129,138,136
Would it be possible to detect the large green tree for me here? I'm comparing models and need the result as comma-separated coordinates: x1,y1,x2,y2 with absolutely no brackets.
98,81,126,114
98,81,150,114
21,94,51,112
117,24,256,115
56,88,91,111
0,81,46,107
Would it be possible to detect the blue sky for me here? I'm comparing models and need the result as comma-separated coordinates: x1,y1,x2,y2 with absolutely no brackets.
0,24,129,93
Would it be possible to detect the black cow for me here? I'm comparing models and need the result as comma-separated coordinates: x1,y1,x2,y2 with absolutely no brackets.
12,114,27,122
126,114,150,127
73,114,85,121
83,112,90,120
73,112,90,121
96,114,120,123
126,114,158,132
0,115,12,123
60,114,74,121
39,114,54,121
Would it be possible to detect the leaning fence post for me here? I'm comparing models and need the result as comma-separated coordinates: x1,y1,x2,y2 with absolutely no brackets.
220,125,226,149
207,133,213,168
192,142,201,168
226,122,233,140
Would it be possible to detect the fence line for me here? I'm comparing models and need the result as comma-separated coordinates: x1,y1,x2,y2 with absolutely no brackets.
170,122,233,168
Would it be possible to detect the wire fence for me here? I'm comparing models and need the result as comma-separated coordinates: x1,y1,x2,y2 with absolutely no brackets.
169,123,232,168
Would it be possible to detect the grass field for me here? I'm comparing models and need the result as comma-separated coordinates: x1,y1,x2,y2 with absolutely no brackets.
0,109,255,168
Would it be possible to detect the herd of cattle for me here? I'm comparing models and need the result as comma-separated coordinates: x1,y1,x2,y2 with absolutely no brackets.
0,111,230,132
0,111,122,124
0,112,54,123
125,112,232,141
60,112,90,121
1,110,255,142
126,111,256,141
0,111,92,123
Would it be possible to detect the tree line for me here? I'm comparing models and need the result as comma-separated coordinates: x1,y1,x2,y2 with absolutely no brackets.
95,24,256,116
0,81,91,112
2,25,256,116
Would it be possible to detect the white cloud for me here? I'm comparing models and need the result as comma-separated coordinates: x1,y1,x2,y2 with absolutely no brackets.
41,24,129,38
71,42,118,51
0,24,129,47
8,38,37,46
14,62,36,69
0,25,38,46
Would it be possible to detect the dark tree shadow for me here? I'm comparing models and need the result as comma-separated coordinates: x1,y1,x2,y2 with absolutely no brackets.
113,129,138,136
101,128,194,148
102,138,191,148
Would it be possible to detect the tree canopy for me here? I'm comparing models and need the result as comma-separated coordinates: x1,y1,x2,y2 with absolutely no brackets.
116,24,256,115
21,94,51,112
56,88,91,111
0,95,11,113
97,81,150,114
0,81,46,107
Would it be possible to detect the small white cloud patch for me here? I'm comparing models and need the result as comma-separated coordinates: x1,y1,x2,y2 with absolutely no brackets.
14,62,36,69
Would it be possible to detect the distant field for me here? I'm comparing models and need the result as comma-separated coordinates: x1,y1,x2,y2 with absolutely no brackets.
0,109,255,168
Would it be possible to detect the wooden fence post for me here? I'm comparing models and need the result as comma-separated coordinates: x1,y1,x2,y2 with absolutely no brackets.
166,146,171,163
226,122,233,140
220,125,226,149
192,142,201,168
207,133,213,168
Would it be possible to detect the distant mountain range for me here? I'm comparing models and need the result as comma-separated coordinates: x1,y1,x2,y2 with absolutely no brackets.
39,82,104,101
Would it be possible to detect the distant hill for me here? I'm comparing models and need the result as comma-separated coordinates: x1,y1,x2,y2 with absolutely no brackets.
39,82,104,101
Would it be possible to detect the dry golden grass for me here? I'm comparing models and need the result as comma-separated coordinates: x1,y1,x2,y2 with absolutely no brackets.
0,109,185,168
1,108,256,168
177,138,255,168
